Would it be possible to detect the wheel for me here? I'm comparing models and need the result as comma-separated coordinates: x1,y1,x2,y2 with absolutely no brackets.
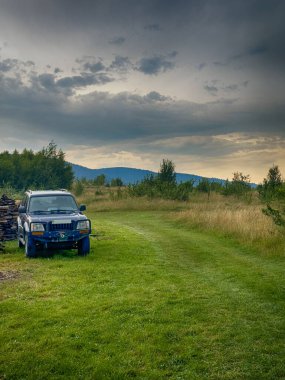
25,234,36,258
18,238,24,248
78,236,90,256
17,225,24,248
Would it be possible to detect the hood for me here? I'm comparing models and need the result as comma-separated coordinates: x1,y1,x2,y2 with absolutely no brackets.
27,212,87,223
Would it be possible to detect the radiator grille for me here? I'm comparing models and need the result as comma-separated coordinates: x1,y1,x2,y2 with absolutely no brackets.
50,223,73,231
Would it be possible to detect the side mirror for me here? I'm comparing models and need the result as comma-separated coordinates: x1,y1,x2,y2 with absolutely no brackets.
79,204,86,212
18,205,26,213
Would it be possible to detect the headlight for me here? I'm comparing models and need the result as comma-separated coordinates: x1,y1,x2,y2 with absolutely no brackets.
31,223,45,232
77,220,90,230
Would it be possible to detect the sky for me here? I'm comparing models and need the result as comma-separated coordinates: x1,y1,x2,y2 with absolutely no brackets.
0,0,284,183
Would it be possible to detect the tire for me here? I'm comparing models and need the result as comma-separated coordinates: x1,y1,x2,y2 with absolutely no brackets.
78,236,90,256
17,225,24,248
25,234,36,258
18,238,24,248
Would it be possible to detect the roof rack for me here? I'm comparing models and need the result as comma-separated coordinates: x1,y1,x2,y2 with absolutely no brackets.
25,189,69,194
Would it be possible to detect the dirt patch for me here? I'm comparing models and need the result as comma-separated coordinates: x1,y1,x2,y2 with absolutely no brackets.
0,271,19,281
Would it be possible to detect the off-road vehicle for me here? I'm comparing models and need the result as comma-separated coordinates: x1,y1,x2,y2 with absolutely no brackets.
18,190,91,257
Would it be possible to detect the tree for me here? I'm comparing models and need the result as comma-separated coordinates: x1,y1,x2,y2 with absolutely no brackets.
258,165,283,201
0,142,74,190
73,180,84,196
94,174,106,186
128,160,194,201
111,178,123,187
222,172,251,197
197,178,211,193
158,159,176,184
266,165,282,189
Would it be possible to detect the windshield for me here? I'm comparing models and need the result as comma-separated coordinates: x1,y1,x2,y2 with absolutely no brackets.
28,195,78,214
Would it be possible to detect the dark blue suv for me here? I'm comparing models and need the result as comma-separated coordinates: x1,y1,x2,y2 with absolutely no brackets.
18,190,91,257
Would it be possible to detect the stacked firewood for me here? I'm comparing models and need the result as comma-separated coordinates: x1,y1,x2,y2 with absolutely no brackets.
0,195,18,252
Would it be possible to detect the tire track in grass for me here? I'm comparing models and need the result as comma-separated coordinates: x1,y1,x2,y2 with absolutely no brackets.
96,211,285,379
109,212,284,303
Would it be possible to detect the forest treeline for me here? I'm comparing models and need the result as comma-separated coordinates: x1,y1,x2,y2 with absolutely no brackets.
0,142,74,190
0,143,284,206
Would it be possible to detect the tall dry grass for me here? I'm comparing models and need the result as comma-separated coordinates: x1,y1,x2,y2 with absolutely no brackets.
84,196,188,212
174,197,284,255
77,186,189,211
77,186,284,255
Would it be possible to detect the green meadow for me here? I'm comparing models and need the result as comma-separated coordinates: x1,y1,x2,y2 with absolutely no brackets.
1,208,284,379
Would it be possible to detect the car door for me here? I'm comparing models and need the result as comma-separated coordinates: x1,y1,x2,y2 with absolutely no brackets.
18,195,28,239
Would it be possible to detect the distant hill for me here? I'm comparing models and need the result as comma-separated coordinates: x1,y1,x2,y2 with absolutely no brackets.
70,163,225,185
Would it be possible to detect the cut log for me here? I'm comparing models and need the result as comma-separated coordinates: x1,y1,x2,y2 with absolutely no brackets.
0,194,19,252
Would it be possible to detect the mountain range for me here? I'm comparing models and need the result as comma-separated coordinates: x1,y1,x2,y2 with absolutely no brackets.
71,163,225,185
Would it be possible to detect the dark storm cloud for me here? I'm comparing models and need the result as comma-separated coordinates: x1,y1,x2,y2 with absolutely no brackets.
74,53,177,77
109,56,132,72
214,43,269,67
1,63,285,147
0,58,34,73
1,0,284,77
231,44,269,61
144,134,285,159
34,71,114,96
0,58,18,72
74,57,105,72
144,91,170,102
109,36,126,45
1,0,285,169
204,85,218,96
54,67,62,74
204,81,246,96
0,0,174,36
0,55,113,98
56,73,113,93
83,61,105,73
144,24,161,31
224,84,239,92
75,53,176,77
1,0,284,45
247,44,268,56
38,73,57,91
76,51,177,75
136,53,176,75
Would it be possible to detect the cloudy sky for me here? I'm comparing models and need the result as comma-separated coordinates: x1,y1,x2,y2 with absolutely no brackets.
0,0,284,182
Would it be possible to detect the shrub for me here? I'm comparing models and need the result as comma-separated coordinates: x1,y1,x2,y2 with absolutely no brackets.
262,205,285,227
73,180,84,196
111,178,123,187
222,172,251,197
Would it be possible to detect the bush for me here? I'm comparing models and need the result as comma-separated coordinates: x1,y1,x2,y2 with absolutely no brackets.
0,185,23,200
262,205,285,227
196,178,211,193
128,171,194,201
111,178,123,187
73,180,84,196
222,172,251,197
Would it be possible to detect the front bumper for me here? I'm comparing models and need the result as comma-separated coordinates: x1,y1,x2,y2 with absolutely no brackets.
28,228,91,249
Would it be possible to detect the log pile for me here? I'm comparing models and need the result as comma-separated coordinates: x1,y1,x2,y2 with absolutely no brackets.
0,194,18,252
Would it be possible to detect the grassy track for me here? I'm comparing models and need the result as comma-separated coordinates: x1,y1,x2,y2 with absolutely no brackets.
1,211,284,379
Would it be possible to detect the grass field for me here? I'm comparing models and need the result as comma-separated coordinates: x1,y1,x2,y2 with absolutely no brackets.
1,209,284,379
